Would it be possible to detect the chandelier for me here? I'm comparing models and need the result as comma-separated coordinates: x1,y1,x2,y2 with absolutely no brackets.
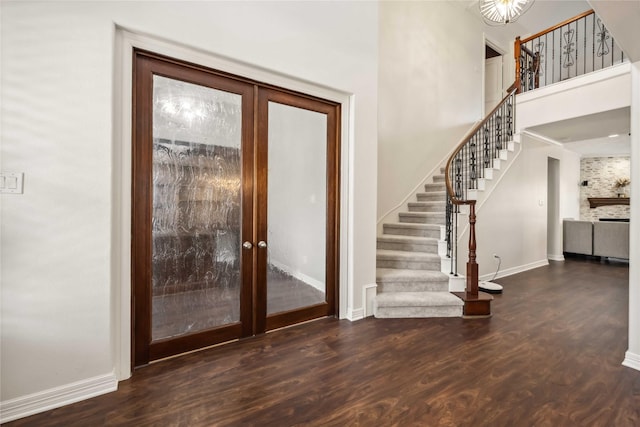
479,0,535,25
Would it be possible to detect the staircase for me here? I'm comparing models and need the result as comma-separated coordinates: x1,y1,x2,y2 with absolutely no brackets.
374,168,463,318
374,83,520,319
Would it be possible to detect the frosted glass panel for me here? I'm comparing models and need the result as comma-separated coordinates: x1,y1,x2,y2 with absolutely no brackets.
152,75,242,340
267,102,327,315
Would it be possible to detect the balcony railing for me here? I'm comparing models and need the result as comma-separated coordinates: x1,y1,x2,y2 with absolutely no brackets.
515,9,626,93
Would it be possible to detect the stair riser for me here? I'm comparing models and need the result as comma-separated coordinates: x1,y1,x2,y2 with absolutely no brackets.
377,282,449,292
374,305,462,318
416,193,446,202
399,214,445,225
376,241,439,253
383,225,440,238
408,205,445,213
377,259,441,270
433,175,445,183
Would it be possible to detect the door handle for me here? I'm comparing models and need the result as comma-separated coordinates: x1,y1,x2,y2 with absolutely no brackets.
242,241,253,250
257,241,267,249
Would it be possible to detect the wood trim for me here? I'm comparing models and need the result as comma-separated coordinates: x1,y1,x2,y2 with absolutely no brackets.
519,9,594,44
132,53,153,367
588,197,630,208
255,88,269,334
132,48,339,107
514,37,521,94
256,87,340,333
131,50,256,367
149,324,243,361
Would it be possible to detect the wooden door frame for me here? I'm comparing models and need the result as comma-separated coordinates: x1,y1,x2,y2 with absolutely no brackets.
256,87,341,333
131,50,256,366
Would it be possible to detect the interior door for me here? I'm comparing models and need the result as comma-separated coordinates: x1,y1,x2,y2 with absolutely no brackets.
256,89,340,333
485,55,503,113
132,51,340,367
132,51,255,366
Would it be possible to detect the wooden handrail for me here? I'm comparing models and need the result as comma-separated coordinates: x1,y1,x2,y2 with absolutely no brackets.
444,83,518,206
443,82,517,310
519,9,594,44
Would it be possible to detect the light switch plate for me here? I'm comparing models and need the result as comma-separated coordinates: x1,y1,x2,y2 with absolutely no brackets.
0,172,24,194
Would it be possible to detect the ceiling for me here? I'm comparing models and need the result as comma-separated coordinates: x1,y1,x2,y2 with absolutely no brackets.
527,108,630,143
466,0,632,157
465,0,592,43
527,107,631,157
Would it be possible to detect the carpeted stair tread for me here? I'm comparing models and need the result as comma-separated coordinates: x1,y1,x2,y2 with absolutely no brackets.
377,235,439,244
376,268,448,283
399,212,443,217
375,291,463,307
416,191,447,201
376,235,439,253
408,201,446,207
373,291,463,318
425,183,446,191
407,201,446,212
382,222,442,238
377,249,441,261
399,212,446,225
383,222,442,231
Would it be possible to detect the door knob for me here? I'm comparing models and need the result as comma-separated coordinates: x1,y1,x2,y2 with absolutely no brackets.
257,241,267,249
242,241,253,250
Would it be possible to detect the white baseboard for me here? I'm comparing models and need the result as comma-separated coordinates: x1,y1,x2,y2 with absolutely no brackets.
0,372,118,424
622,351,640,372
547,254,565,261
480,259,549,281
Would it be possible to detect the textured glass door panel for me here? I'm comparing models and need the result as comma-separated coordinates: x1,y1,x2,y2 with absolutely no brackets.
152,75,242,340
266,102,327,315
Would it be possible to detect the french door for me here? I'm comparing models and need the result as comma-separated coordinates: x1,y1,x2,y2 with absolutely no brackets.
132,50,339,367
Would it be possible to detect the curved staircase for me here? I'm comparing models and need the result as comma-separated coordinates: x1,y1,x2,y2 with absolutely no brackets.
374,83,519,319
374,169,463,318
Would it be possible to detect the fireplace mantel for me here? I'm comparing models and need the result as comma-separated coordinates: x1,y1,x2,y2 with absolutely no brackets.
587,197,630,208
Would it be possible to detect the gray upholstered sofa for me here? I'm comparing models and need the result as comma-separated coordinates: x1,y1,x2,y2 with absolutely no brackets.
563,219,629,259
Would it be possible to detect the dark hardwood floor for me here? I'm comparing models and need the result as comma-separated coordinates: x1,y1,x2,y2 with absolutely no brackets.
7,258,640,426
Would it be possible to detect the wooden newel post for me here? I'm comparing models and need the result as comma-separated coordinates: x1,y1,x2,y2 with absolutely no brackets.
466,202,479,297
514,37,522,94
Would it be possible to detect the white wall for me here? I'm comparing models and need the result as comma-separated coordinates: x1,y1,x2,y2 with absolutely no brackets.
377,1,496,220
547,157,561,259
559,149,582,222
0,0,378,417
457,137,580,278
588,0,640,374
